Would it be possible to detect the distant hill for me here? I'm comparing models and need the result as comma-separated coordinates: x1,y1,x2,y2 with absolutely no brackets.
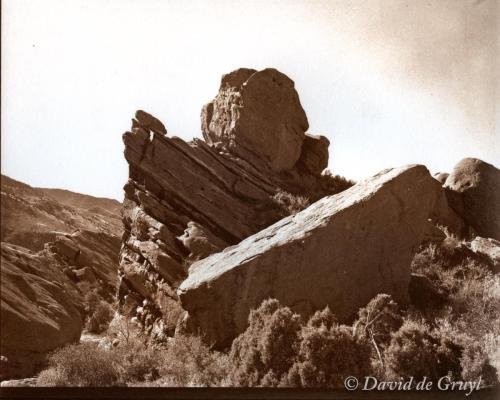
0,175,123,379
1,175,122,251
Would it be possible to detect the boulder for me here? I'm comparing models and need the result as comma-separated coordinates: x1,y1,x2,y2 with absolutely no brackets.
178,164,444,347
201,68,309,172
296,134,330,175
444,158,500,240
135,110,167,135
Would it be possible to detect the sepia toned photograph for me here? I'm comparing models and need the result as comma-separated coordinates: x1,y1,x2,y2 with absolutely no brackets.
1,0,499,399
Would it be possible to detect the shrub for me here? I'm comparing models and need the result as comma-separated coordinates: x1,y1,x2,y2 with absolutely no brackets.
384,320,462,381
460,338,498,386
37,343,121,386
355,294,403,349
87,300,114,334
354,294,403,368
285,315,372,388
451,273,499,339
155,334,229,386
272,190,310,216
229,299,301,386
116,340,161,383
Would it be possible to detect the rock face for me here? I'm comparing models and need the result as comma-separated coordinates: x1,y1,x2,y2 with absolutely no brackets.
1,243,83,379
444,158,500,240
296,134,330,175
0,175,122,379
178,165,446,348
201,68,309,172
119,69,338,338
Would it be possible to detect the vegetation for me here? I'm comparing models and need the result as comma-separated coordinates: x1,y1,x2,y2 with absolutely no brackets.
83,290,114,334
37,233,499,387
272,190,310,216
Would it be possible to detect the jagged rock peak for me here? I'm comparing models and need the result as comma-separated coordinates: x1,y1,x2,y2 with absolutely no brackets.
201,68,317,173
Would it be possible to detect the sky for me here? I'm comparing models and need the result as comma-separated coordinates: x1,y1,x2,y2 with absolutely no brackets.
1,0,498,201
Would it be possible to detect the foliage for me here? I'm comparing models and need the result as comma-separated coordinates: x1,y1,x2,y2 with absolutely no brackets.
354,294,403,369
383,319,462,381
153,334,229,387
37,343,121,387
272,190,310,216
86,299,114,334
286,316,371,388
229,299,301,386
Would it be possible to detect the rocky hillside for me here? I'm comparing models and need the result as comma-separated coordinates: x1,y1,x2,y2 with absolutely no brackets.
118,67,498,348
0,175,122,379
1,175,121,251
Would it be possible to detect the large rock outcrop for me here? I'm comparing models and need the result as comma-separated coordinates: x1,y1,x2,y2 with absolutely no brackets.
201,68,309,172
178,165,446,348
119,69,468,344
119,71,337,338
444,158,500,240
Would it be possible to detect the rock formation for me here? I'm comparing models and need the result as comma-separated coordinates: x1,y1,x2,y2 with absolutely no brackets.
201,68,309,172
118,71,338,338
118,68,472,345
444,158,500,240
0,175,122,379
178,165,448,347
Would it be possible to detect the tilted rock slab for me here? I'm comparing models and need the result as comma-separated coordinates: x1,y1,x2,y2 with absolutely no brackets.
178,165,445,348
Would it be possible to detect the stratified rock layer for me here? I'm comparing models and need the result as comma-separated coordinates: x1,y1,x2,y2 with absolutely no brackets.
178,165,445,347
119,69,339,338
444,158,500,240
119,108,331,337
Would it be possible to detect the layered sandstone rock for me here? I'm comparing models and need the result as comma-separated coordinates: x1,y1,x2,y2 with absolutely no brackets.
119,68,470,344
444,158,500,240
178,165,446,347
118,70,338,338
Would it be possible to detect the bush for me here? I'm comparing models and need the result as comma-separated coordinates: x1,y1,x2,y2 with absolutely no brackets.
285,314,371,388
37,343,121,386
460,338,498,386
155,334,229,386
229,299,301,386
116,340,161,383
355,294,403,349
272,190,310,216
87,300,114,333
384,320,462,381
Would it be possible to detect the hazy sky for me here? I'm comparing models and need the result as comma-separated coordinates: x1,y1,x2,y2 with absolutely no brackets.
2,0,498,201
